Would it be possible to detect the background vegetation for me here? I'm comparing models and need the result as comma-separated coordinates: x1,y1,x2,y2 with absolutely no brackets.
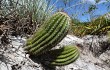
0,0,110,39
71,13,110,37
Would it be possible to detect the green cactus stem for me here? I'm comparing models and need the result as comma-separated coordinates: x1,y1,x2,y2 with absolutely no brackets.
37,45,80,66
24,12,71,55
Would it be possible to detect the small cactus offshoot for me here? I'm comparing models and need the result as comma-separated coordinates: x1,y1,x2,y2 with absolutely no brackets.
37,45,80,66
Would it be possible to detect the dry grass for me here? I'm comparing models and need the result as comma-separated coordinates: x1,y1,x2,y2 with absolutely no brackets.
71,13,110,37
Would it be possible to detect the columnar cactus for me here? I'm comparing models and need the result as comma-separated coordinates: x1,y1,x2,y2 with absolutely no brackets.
24,12,71,55
38,45,80,66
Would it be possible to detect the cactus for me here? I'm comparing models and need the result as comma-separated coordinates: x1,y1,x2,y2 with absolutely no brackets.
24,12,71,55
38,45,80,66
24,12,80,66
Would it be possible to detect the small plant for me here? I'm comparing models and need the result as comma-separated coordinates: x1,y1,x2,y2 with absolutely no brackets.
24,12,79,66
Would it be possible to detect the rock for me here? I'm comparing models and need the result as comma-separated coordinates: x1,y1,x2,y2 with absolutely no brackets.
60,35,84,45
58,35,84,48
0,35,110,70
0,36,43,70
82,35,110,56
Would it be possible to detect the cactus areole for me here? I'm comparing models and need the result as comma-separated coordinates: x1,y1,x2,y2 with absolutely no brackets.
24,12,71,55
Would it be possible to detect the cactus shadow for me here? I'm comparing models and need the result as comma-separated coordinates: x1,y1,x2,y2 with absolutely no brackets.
29,54,56,70
29,48,65,70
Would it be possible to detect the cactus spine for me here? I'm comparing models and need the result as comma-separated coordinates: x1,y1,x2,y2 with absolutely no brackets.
24,12,70,55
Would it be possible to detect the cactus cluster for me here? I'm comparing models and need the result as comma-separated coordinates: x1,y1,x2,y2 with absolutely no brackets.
24,12,80,66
